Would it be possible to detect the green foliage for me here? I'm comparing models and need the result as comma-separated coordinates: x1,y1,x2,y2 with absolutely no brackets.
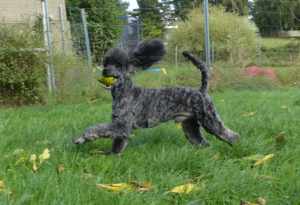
166,6,259,63
0,20,48,107
251,0,300,31
66,0,128,62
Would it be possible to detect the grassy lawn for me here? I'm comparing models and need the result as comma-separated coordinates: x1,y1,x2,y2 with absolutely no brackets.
1,88,300,204
262,37,299,49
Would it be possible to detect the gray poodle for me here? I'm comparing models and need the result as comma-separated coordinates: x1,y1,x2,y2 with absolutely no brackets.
73,38,240,154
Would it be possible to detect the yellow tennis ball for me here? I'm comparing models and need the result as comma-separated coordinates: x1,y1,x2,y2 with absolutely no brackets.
98,76,115,85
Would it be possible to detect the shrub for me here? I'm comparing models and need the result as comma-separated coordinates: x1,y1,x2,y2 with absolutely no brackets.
0,21,48,107
166,5,260,65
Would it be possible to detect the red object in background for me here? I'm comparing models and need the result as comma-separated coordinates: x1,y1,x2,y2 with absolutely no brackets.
262,69,277,78
240,67,277,79
240,66,263,77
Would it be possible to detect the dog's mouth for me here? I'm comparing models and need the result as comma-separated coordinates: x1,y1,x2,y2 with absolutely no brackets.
103,77,119,90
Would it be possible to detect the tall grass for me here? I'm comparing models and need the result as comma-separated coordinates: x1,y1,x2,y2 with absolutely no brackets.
1,88,300,204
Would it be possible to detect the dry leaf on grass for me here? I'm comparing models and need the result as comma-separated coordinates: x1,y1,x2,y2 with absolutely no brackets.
215,153,220,160
58,164,66,173
257,198,267,205
164,181,205,195
0,180,12,194
15,157,28,166
260,175,280,180
30,154,37,172
242,112,255,117
0,180,5,187
39,148,50,164
5,149,24,158
10,196,16,201
281,105,287,109
188,174,205,182
253,154,274,167
85,173,92,179
161,68,167,75
89,149,110,155
97,181,153,193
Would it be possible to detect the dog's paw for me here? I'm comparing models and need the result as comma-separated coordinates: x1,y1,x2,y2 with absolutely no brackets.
73,137,87,144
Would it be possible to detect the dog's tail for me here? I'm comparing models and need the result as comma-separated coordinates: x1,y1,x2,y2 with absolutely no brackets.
182,51,209,92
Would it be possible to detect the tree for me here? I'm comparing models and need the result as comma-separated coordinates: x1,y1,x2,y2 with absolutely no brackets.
250,0,300,31
65,0,128,62
131,0,169,39
166,0,250,21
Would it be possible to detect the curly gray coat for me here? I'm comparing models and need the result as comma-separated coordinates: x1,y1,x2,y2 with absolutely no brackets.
73,38,240,154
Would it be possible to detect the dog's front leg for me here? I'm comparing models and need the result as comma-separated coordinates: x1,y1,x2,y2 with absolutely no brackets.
73,122,130,144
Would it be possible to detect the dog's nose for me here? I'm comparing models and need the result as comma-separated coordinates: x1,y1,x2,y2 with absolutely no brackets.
103,68,110,75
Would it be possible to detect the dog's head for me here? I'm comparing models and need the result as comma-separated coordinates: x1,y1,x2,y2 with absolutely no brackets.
101,38,167,90
102,47,129,90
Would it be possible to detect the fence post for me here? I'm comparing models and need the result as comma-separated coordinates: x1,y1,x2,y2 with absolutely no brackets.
81,9,93,73
175,46,178,68
45,0,56,91
41,0,51,93
259,37,261,63
212,41,214,64
60,5,67,55
204,0,210,68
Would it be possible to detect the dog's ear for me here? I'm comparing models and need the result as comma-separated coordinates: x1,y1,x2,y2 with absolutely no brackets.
126,38,167,72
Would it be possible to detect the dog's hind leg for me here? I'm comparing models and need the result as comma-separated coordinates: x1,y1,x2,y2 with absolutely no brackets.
182,118,210,147
111,138,129,154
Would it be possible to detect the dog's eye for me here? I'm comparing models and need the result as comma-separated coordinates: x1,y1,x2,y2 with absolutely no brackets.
116,63,122,69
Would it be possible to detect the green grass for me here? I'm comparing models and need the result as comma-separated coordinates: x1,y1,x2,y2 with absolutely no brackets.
1,88,300,204
262,37,299,49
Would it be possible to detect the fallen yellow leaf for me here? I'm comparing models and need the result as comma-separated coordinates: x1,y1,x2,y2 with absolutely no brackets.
39,148,50,164
89,149,110,155
0,180,5,187
281,105,287,109
242,112,255,117
86,97,91,104
93,67,96,72
28,118,35,121
253,154,274,167
129,134,137,139
161,68,167,75
15,157,28,166
0,189,12,194
221,99,225,102
164,184,196,195
97,181,153,193
30,154,37,172
5,149,24,158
